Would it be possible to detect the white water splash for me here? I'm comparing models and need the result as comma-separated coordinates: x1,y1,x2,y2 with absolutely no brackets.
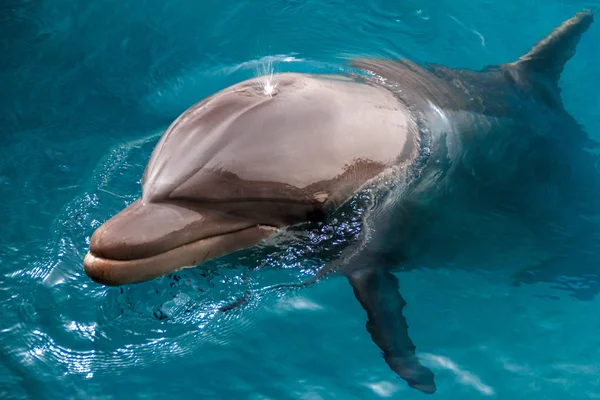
219,53,307,97
256,56,278,97
262,78,277,97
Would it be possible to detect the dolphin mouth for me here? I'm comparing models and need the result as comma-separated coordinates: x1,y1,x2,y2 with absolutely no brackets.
83,224,278,286
82,199,281,286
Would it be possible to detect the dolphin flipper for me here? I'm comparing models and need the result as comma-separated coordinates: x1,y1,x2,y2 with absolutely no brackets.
347,267,436,394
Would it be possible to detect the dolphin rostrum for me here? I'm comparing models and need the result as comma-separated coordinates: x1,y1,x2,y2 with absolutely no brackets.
84,11,595,394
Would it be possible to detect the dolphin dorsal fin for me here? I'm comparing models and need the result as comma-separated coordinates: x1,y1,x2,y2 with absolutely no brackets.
510,11,593,85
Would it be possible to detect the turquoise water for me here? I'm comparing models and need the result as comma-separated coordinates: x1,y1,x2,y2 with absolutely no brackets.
2,0,600,398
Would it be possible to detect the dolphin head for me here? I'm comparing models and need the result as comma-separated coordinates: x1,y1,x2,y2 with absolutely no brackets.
84,72,417,286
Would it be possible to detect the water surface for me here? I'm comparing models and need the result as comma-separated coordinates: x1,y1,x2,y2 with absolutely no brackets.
2,0,600,398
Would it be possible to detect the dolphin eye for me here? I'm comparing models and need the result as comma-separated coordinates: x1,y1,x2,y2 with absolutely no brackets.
306,207,327,222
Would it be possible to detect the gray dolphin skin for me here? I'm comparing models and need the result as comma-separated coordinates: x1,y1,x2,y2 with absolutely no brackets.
84,11,594,394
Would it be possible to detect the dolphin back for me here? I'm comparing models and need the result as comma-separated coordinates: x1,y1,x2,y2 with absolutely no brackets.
336,10,595,396
352,11,594,113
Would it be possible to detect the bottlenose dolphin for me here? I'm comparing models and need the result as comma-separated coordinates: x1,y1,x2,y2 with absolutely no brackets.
83,11,595,394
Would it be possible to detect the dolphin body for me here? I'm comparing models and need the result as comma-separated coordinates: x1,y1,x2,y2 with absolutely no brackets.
84,12,595,394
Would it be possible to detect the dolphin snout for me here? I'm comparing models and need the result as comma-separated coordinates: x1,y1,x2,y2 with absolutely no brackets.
89,200,199,261
83,200,277,286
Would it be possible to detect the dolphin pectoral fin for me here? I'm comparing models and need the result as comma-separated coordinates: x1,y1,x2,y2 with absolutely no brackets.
512,11,593,84
347,268,436,394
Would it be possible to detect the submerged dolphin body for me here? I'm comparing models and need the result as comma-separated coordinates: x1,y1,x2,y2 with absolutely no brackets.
84,12,595,394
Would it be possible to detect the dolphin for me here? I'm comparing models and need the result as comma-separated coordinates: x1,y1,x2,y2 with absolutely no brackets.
83,11,595,394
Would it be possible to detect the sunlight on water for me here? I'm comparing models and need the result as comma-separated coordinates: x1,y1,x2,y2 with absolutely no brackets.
423,354,495,396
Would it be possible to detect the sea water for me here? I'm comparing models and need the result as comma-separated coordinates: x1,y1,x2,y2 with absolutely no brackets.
2,0,600,398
